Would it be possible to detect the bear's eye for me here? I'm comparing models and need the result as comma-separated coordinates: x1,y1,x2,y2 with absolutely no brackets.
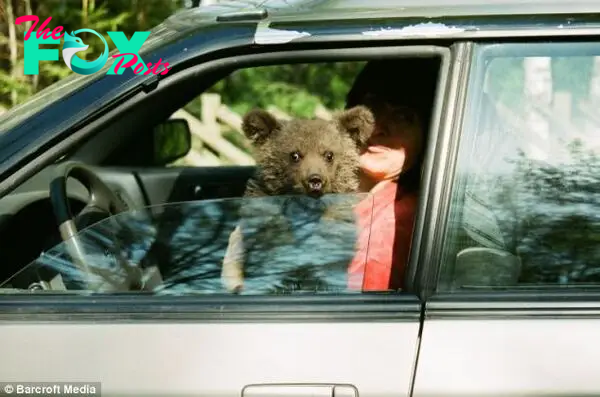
324,151,334,162
290,151,302,162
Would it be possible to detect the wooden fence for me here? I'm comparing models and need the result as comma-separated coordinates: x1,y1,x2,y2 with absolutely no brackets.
172,93,333,167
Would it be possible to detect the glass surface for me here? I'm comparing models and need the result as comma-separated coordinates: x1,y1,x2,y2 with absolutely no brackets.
439,42,600,290
1,193,374,295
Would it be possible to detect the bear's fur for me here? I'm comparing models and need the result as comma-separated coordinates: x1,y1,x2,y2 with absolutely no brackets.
241,105,375,198
221,106,376,293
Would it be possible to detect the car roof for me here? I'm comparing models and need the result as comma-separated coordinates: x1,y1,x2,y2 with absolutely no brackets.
184,0,600,23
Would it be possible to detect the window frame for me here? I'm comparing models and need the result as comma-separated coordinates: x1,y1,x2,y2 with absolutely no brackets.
408,41,475,300
429,39,600,302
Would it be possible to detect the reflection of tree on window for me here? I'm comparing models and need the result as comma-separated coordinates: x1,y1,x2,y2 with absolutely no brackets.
442,45,600,289
496,141,600,284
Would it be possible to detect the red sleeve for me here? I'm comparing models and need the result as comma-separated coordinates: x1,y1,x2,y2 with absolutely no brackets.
348,187,418,291
388,192,418,291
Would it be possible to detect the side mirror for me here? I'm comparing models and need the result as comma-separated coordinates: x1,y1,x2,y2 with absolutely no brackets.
152,119,192,166
451,247,522,290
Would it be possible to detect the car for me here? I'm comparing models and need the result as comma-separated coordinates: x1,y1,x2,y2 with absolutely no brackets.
1,0,600,396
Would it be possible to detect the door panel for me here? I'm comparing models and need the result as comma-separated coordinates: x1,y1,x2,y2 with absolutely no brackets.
94,165,255,208
413,302,600,397
93,168,150,209
0,296,422,397
132,166,255,205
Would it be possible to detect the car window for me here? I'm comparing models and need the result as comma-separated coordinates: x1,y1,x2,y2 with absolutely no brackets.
438,42,600,291
0,193,378,295
156,61,367,167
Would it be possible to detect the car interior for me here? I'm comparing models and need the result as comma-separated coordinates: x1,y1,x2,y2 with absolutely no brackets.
0,47,448,290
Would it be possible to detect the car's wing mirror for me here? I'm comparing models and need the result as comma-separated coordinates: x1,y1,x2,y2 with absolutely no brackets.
152,118,192,166
451,247,522,290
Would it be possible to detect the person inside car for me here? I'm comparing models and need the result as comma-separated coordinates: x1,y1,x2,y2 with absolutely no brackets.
345,58,440,292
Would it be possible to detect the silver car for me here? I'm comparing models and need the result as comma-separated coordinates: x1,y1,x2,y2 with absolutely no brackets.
0,0,599,396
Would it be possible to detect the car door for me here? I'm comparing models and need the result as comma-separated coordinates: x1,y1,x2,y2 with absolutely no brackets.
413,39,600,397
0,213,423,397
0,44,452,397
98,165,255,206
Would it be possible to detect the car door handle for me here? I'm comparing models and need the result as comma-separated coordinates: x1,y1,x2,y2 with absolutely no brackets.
242,384,357,397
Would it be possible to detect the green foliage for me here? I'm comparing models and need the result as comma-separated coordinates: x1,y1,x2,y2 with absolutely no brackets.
0,69,33,102
182,62,366,152
206,62,366,118
39,63,72,80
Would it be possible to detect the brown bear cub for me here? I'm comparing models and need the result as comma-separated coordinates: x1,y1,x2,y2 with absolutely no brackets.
241,105,375,198
221,106,376,293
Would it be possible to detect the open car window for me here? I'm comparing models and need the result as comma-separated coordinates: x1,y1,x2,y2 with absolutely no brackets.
1,193,375,295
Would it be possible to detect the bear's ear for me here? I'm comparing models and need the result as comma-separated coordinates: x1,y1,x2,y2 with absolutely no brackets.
336,105,375,147
242,108,281,145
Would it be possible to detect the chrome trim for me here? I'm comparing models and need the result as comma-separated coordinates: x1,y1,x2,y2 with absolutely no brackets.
269,26,600,45
404,47,451,294
427,292,600,319
413,42,475,299
419,26,600,40
242,383,358,397
0,294,422,322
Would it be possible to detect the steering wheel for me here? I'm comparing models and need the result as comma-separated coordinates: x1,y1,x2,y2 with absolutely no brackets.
49,161,129,288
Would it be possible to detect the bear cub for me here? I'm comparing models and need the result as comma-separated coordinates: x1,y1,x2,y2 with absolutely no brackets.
241,105,376,198
221,106,376,293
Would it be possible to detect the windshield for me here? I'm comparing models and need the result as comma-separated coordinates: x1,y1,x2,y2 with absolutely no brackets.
1,193,375,295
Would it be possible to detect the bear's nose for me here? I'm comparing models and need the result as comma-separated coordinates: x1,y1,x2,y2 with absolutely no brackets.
307,174,323,192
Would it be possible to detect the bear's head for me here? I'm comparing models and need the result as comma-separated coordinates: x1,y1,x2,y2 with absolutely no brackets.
242,106,375,198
